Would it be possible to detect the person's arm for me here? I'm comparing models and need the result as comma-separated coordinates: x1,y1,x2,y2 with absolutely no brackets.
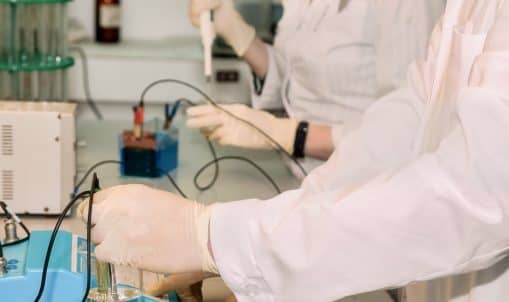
303,124,334,160
242,37,270,79
210,12,509,297
210,75,509,301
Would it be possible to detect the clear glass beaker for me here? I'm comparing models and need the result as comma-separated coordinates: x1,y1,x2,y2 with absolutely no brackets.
0,71,11,99
88,260,144,302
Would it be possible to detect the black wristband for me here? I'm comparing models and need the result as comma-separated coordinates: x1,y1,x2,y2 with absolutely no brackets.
293,121,309,158
252,72,265,96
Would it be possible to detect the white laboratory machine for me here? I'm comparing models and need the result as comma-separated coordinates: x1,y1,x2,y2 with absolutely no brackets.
0,101,77,215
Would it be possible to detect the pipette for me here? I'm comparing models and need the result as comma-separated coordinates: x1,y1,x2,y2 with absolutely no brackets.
200,10,215,82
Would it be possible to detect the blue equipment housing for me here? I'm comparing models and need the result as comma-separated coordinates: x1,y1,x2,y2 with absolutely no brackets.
119,131,178,178
0,231,179,302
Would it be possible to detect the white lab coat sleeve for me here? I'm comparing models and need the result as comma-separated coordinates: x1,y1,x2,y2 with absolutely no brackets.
250,44,285,110
330,124,345,148
307,84,424,192
210,61,509,301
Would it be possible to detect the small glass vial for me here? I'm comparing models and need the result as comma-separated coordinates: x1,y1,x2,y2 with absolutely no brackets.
88,260,143,302
95,0,121,43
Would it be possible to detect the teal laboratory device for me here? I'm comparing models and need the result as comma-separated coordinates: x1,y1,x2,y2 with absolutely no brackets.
0,230,179,302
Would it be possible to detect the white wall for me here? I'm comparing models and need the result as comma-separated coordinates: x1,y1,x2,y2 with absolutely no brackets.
68,0,198,41
66,0,252,115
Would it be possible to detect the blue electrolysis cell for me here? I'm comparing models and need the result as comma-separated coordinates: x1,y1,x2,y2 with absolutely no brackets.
119,131,179,178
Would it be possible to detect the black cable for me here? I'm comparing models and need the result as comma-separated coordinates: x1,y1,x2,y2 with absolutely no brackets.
196,155,282,194
0,201,31,247
139,78,308,177
70,46,104,120
75,160,188,199
74,160,121,196
177,99,220,191
179,99,279,194
82,174,100,302
33,190,91,302
162,172,188,199
193,139,220,191
154,97,280,194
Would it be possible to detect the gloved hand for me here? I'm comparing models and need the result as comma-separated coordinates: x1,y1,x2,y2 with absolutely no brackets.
187,104,299,154
175,281,203,302
77,185,218,275
144,272,208,297
145,273,237,302
188,0,256,56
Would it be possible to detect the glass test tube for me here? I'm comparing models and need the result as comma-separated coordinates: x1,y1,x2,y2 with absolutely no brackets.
18,71,33,100
37,4,50,64
0,5,10,64
88,260,143,302
0,72,11,99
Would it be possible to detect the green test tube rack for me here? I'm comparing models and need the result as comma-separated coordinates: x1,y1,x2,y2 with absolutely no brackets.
0,0,74,101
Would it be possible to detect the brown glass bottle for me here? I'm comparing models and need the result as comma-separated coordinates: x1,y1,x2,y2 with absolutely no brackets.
95,0,121,43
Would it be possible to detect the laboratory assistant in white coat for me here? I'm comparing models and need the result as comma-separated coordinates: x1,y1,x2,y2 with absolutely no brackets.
79,0,509,301
187,0,445,174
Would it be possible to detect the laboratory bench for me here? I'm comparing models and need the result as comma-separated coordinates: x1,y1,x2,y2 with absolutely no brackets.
21,116,392,302
22,116,300,302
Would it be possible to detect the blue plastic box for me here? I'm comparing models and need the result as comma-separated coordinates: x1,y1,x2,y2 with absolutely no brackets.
119,131,179,178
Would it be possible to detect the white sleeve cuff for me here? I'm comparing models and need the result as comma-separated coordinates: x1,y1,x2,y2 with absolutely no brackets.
250,45,284,110
209,199,274,301
331,124,345,149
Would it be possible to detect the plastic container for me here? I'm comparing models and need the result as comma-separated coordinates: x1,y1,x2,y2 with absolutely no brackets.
119,131,179,178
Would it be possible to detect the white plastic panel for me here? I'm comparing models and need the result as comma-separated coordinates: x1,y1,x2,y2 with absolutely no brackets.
0,102,76,214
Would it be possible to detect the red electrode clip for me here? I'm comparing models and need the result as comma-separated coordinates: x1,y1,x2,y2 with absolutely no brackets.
133,105,144,139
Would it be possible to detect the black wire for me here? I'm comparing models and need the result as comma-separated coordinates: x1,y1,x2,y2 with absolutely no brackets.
74,160,121,196
0,201,31,247
82,174,100,302
177,99,220,191
139,78,308,177
162,172,188,198
178,99,279,194
70,46,104,120
33,190,92,302
193,139,220,191
1,236,29,248
75,160,188,199
196,155,282,194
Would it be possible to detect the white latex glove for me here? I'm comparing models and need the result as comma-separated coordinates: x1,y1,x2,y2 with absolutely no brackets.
189,0,256,56
187,104,299,154
77,185,218,275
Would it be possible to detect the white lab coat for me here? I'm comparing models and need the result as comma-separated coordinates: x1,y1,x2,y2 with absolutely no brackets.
250,0,444,172
210,0,509,301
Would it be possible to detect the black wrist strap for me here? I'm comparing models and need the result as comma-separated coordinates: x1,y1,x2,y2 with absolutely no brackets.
252,72,265,96
293,121,309,158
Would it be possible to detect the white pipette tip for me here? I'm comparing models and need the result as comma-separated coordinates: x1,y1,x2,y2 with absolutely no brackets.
200,10,215,80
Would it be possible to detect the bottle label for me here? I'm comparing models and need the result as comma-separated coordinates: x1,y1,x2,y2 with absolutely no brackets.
100,5,121,28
